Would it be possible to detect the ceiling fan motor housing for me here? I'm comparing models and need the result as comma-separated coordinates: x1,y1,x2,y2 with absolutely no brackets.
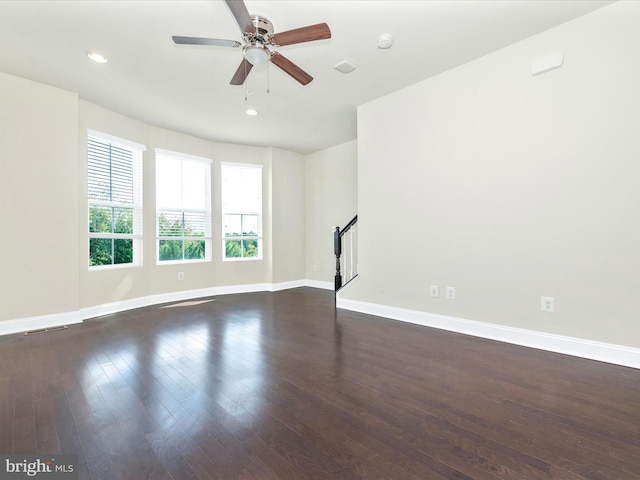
242,15,274,65
247,15,274,41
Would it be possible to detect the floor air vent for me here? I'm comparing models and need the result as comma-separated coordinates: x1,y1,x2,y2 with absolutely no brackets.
24,325,68,336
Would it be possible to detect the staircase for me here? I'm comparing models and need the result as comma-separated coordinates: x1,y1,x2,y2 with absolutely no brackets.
334,215,358,291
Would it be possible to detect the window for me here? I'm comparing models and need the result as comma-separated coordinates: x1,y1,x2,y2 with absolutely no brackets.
87,131,144,268
221,163,263,260
156,150,211,263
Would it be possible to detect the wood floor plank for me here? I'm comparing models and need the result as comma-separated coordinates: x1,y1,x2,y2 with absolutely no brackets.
32,389,61,454
85,452,118,480
96,422,147,480
0,398,14,454
184,446,226,480
300,349,553,479
262,380,425,480
12,414,36,454
146,428,200,480
1,287,639,479
196,434,250,480
48,381,83,456
118,426,173,480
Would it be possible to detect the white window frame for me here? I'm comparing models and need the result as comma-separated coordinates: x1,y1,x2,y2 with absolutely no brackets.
155,149,212,264
221,162,263,261
87,129,145,269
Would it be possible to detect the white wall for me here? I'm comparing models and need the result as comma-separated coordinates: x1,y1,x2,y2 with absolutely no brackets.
304,140,358,285
0,73,79,321
343,2,640,349
272,147,306,284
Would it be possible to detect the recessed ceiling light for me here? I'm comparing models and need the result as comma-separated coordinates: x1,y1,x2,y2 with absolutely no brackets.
377,34,394,49
87,51,108,64
245,108,259,116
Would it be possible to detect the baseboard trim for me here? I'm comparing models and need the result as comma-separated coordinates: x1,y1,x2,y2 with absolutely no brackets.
214,283,272,296
336,297,640,369
0,280,332,336
271,280,306,291
0,310,82,337
214,280,311,295
304,279,334,290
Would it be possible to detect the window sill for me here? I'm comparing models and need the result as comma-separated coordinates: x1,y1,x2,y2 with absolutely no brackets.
222,257,263,262
88,263,141,271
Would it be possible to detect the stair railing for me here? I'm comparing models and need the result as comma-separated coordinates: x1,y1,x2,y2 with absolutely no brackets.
334,215,358,291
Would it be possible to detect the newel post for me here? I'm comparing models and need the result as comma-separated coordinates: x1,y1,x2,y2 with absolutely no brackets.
334,226,342,291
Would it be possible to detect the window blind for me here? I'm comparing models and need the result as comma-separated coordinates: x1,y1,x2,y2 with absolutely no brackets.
221,163,263,260
156,151,212,263
87,133,143,267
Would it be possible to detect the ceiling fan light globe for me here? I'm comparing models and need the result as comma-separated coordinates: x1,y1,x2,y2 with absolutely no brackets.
244,45,269,65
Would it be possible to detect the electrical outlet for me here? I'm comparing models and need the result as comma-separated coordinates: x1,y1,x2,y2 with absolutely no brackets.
178,272,185,281
430,285,439,298
446,286,456,300
541,296,554,312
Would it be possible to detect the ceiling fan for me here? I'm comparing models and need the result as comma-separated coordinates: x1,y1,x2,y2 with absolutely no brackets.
172,0,331,86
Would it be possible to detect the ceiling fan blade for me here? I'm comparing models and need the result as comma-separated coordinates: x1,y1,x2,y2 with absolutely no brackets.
172,36,241,48
230,58,253,85
271,53,313,85
272,23,331,47
225,0,255,34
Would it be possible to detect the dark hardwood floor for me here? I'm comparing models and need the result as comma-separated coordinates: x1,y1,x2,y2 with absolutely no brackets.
1,287,639,479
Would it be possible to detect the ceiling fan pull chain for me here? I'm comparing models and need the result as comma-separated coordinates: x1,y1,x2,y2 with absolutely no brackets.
267,61,270,94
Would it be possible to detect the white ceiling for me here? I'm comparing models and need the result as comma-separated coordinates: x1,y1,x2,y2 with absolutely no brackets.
0,1,613,154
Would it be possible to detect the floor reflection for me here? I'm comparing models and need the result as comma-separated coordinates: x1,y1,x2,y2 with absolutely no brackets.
76,303,269,451
216,313,265,417
150,321,212,435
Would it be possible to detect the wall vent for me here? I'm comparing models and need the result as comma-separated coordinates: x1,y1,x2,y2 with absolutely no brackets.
334,59,357,74
24,325,68,336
